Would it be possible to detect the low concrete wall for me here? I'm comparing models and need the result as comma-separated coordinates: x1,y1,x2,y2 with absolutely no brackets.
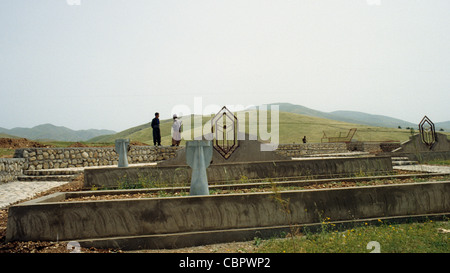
6,181,450,244
84,156,393,189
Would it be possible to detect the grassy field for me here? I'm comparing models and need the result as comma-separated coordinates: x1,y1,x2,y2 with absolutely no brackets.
41,141,113,148
1,110,449,155
255,218,449,253
90,111,426,145
0,140,114,158
425,159,450,166
0,149,13,158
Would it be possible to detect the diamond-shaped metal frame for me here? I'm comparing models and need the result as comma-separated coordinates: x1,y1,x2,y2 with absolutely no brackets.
211,106,239,159
419,115,436,149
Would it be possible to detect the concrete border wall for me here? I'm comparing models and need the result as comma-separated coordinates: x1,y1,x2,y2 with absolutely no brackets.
84,156,393,189
6,181,450,244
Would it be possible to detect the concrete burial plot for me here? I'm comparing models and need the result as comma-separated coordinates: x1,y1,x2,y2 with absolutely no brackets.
391,133,450,162
158,133,289,166
84,156,393,189
6,181,450,250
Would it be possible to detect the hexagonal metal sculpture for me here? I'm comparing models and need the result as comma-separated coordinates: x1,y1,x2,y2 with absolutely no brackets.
419,116,436,149
211,106,239,159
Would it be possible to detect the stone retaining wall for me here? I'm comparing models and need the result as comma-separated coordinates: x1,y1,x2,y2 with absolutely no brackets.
275,143,349,157
11,143,360,172
0,158,27,183
13,146,182,171
347,142,401,154
1,142,399,183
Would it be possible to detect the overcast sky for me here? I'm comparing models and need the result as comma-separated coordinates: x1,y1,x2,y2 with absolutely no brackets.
1,0,449,132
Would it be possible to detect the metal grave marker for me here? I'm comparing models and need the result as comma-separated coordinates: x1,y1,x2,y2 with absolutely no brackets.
186,140,213,195
211,106,239,159
419,116,437,149
115,139,130,168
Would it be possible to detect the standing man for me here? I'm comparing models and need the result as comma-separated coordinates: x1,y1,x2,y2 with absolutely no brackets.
171,114,182,146
151,112,161,146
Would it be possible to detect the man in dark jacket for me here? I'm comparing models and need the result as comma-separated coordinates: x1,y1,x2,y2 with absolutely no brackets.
151,112,161,146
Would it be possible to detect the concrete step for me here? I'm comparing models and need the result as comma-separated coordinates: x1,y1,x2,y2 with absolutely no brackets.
391,157,410,161
17,174,77,182
392,160,419,166
16,168,84,182
302,152,371,158
391,156,418,166
18,168,82,182
23,169,83,176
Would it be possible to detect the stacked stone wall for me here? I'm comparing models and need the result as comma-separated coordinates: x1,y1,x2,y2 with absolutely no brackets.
275,143,349,157
1,141,401,183
347,142,401,154
0,158,27,183
13,146,182,171
12,143,354,172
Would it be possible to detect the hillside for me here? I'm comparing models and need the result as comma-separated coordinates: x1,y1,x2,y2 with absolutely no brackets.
89,110,423,145
88,119,173,144
0,124,116,142
2,103,446,143
0,133,20,139
267,103,434,130
329,111,416,129
436,121,450,132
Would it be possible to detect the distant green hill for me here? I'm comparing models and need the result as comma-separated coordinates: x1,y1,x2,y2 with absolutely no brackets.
436,121,450,132
89,110,424,145
268,103,450,132
0,133,20,139
329,110,417,129
268,103,420,129
0,124,116,142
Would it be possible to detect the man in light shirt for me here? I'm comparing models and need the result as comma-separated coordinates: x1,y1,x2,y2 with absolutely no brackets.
171,114,182,146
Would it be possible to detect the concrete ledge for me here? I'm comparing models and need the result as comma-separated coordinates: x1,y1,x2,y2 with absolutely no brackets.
84,156,393,189
390,151,450,162
6,181,449,246
77,213,450,250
